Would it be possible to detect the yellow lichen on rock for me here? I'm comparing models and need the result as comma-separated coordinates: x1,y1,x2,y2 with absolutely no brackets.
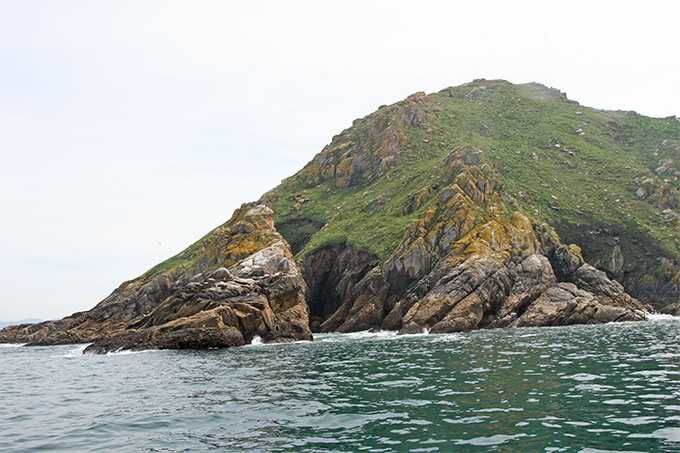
385,148,557,282
335,156,356,187
295,91,426,189
305,160,321,185
654,184,678,210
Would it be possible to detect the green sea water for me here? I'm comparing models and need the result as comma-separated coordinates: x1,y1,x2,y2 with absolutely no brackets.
1,316,679,452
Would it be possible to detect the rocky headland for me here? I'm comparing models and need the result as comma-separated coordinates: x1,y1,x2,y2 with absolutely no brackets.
2,79,677,352
0,205,312,353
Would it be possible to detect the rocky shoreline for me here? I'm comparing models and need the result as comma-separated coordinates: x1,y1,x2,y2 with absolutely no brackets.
0,206,313,353
5,80,678,353
0,201,651,354
298,152,650,336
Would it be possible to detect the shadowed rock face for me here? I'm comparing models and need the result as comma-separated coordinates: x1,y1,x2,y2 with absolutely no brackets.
301,243,379,332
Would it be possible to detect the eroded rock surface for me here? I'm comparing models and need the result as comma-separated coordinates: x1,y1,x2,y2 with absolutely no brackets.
85,240,312,353
305,149,649,334
0,205,312,351
0,142,657,350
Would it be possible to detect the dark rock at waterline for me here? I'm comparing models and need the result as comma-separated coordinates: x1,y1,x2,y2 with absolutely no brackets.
84,326,247,353
302,242,379,332
660,301,680,316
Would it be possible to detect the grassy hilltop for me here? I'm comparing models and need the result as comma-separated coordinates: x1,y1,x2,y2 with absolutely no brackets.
258,80,680,306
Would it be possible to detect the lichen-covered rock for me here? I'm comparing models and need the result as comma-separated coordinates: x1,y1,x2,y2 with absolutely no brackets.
85,241,312,353
300,92,425,188
0,205,312,351
654,184,678,210
655,159,679,178
310,150,650,334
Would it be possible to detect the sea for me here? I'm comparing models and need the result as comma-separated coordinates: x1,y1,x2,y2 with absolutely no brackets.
1,316,679,452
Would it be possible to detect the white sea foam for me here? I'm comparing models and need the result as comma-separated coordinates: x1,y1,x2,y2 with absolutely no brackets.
317,330,399,343
315,329,466,344
105,348,162,356
58,344,89,357
0,343,26,348
397,329,432,338
245,336,313,347
646,313,680,321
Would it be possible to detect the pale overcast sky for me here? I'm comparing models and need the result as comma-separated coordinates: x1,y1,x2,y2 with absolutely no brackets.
1,1,678,321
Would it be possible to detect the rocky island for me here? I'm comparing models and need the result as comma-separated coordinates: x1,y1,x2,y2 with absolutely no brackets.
2,79,678,353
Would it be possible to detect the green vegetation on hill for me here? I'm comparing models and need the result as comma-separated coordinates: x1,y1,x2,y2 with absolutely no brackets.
258,80,680,305
128,79,679,308
262,81,678,254
8,79,677,346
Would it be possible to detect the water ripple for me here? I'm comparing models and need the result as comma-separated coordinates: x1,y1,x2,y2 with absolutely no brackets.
1,318,679,451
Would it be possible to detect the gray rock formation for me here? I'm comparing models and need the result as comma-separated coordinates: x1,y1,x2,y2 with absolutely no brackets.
0,205,313,352
85,240,312,353
301,157,650,335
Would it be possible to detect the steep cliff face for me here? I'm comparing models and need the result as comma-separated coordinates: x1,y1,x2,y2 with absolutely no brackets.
0,205,312,350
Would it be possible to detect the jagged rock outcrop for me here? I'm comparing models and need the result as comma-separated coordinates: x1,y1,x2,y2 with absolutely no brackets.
85,240,312,353
0,205,312,351
306,149,649,334
302,92,425,188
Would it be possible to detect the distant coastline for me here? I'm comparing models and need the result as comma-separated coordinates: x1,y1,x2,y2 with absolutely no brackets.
0,319,43,330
